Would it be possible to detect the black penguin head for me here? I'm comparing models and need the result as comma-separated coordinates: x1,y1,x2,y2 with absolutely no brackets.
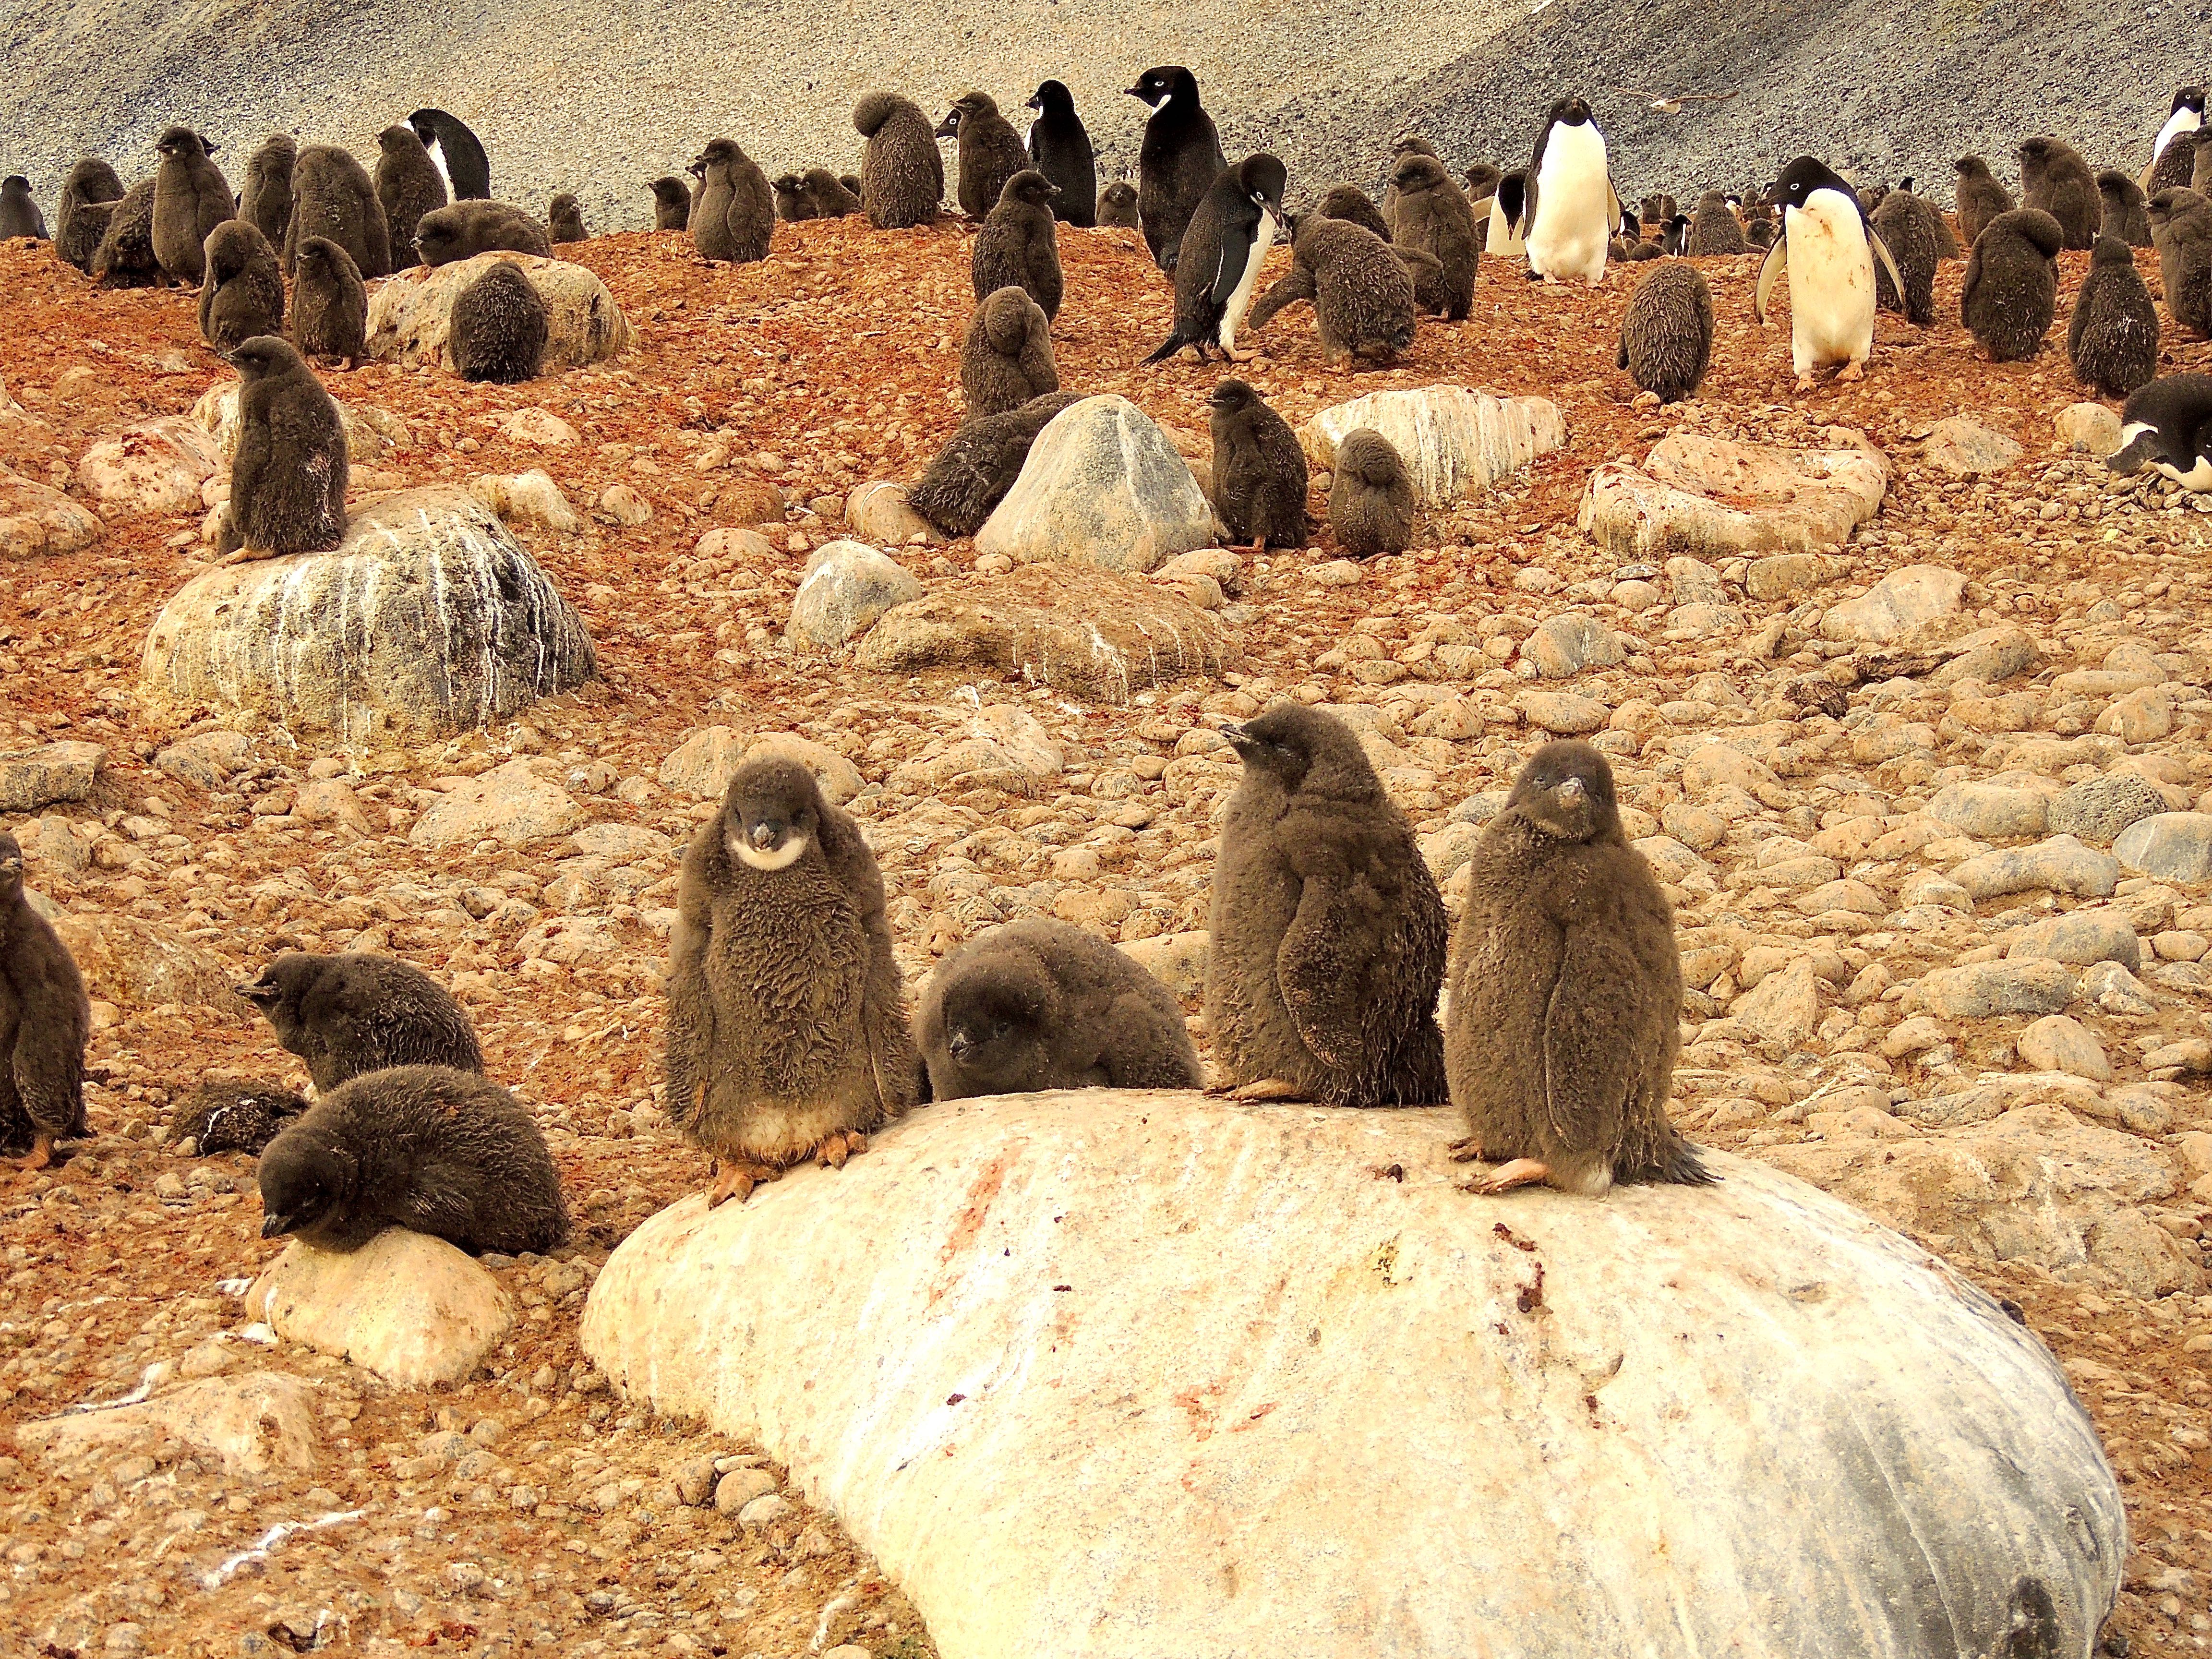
721,757,824,874
0,831,22,905
2176,86,2207,116
938,955,1054,1086
1127,67,1198,111
1506,741,1620,845
933,105,963,139
1670,212,1689,232
1,175,29,196
1207,378,1260,414
228,335,305,381
257,1124,356,1240
1771,156,1857,219
1026,80,1073,116
1725,191,1743,208
1002,168,1060,208
1391,153,1452,195
1238,153,1288,214
690,138,742,178
156,126,211,160
1223,703,1377,801
1545,96,1593,129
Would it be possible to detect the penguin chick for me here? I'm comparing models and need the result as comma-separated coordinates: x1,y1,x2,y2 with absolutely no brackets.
56,158,123,273
2099,169,2153,247
1143,153,1287,363
1443,740,1712,1196
1128,65,1226,270
1616,261,1713,402
1327,427,1416,558
649,175,693,230
665,757,919,1206
91,179,160,289
0,831,90,1171
1247,211,1417,367
1386,154,1479,318
449,260,548,384
1378,134,1440,224
1207,378,1309,550
773,174,811,222
2150,187,2212,337
1961,207,2063,361
548,193,586,242
2195,130,2212,194
1024,79,1097,226
0,176,47,240
238,134,295,251
282,144,391,279
151,126,234,285
2069,236,2161,399
374,122,448,264
2018,136,2100,250
172,1080,307,1156
1953,155,2015,248
800,168,861,218
1096,179,1140,228
1682,188,1746,256
214,337,348,561
236,950,481,1091
2107,373,2212,490
1871,188,1941,325
1638,192,1678,226
289,236,367,370
1322,184,1391,243
937,90,1030,219
1206,703,1448,1106
854,91,943,228
256,1065,568,1255
971,168,1063,319
197,220,285,352
416,199,553,267
916,919,1201,1101
960,286,1058,422
908,391,1082,535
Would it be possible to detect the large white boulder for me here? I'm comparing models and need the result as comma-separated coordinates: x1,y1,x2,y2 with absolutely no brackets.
1300,385,1565,508
75,415,224,515
581,1093,2122,1659
975,396,1214,573
248,1230,515,1388
140,486,597,742
1579,432,1888,558
366,252,633,373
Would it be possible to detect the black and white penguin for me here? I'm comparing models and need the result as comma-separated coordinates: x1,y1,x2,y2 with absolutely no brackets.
406,108,490,201
2109,373,2212,492
1755,154,1908,390
1142,153,1286,364
2148,87,2207,195
1024,79,1097,227
1126,65,1227,271
1481,169,1528,258
1519,97,1619,285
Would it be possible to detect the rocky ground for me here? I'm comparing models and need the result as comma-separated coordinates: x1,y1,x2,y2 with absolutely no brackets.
1,211,2211,1656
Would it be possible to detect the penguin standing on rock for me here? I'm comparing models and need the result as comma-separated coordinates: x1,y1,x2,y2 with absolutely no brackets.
2108,373,2212,490
1755,154,1908,390
1519,97,1620,286
1142,152,1286,363
407,108,490,201
1128,65,1227,271
1024,79,1096,226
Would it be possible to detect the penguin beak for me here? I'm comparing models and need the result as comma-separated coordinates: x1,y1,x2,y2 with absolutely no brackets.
235,979,276,1002
260,1210,293,1239
1025,95,1042,112
1222,723,1261,759
1557,777,1586,804
949,1031,975,1061
1124,84,1149,100
749,821,779,850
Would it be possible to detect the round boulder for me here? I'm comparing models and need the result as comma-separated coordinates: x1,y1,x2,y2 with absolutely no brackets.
365,253,631,373
141,486,597,741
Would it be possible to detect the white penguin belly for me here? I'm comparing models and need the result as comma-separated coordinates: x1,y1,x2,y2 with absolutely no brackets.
1487,195,1525,256
1786,191,1876,373
2155,107,2200,164
1526,122,1610,284
2157,454,2212,492
424,135,455,199
1218,208,1276,354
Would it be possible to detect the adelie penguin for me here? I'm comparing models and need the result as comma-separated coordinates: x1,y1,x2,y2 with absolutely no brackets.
56,159,123,273
1755,154,1908,390
2147,86,2206,196
1206,378,1309,550
2018,136,2099,250
2108,373,2212,491
1024,79,1096,227
0,831,91,1173
0,176,48,240
151,127,235,287
1617,262,1713,402
1128,65,1226,272
649,175,692,231
1961,207,2062,361
407,108,491,201
2069,235,2160,399
1518,96,1620,286
1142,153,1286,364
1953,156,2015,248
2100,169,2153,247
971,169,1063,320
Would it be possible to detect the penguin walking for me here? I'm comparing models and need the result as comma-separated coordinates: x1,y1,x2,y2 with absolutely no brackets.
1518,97,1620,286
1024,79,1097,227
1127,65,1227,271
1755,154,1908,391
1142,153,1286,364
407,109,490,201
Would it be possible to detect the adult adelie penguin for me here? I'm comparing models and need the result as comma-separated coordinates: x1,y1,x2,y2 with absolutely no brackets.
1142,152,1286,364
407,108,490,200
1755,154,1908,390
2147,87,2206,195
1518,96,1620,286
2108,373,2212,491
1128,65,1226,271
1481,169,1528,258
1024,79,1096,226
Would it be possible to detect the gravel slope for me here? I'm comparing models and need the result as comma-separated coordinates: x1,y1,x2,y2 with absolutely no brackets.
2,0,2204,239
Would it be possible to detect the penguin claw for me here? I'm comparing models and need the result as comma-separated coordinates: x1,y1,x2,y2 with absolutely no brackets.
813,1130,867,1169
1444,1135,1486,1164
1456,1157,1550,1195
17,1134,52,1175
1836,361,1865,383
1228,1077,1308,1103
1793,374,1818,394
707,1159,776,1208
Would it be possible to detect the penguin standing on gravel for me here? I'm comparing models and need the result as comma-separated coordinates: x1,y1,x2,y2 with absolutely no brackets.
1755,154,1908,390
1024,79,1097,227
408,108,490,200
1128,65,1227,271
1518,97,1619,285
1142,153,1286,363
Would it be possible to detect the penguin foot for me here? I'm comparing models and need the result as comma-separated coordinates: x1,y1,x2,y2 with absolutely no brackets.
1457,1157,1550,1195
1836,361,1865,383
1793,374,1818,393
1444,1134,1487,1164
17,1133,52,1175
1228,1077,1308,1103
812,1130,867,1169
707,1159,779,1208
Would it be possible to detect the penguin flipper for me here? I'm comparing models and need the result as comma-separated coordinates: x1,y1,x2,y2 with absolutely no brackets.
1868,231,1908,311
1539,922,1637,1158
1208,239,1245,311
1754,236,1787,324
1274,874,1383,1073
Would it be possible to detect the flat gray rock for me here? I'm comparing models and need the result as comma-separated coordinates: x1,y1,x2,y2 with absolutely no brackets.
975,396,1213,574
2114,812,2212,883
